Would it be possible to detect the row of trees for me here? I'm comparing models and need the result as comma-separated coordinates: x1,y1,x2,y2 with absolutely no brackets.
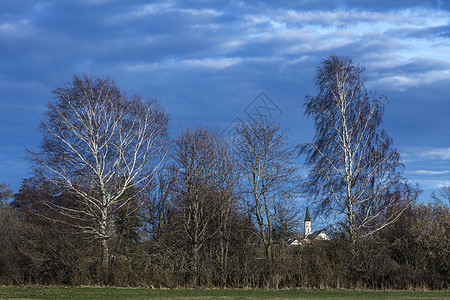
0,55,447,288
1,181,448,288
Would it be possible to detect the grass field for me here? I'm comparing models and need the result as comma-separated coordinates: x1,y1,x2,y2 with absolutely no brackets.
0,287,448,300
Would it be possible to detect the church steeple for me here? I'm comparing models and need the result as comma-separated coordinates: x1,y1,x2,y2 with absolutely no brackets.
304,206,311,222
304,207,311,237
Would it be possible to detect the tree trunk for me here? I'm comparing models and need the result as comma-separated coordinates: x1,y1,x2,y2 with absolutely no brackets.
219,234,230,287
101,236,109,284
192,242,200,285
265,241,273,274
99,205,109,284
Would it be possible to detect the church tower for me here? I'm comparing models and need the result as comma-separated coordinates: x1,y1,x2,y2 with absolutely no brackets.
304,206,311,237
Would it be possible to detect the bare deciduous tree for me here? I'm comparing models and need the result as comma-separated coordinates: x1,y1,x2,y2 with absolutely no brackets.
28,75,169,282
172,126,239,285
172,126,219,285
431,185,450,206
0,183,13,203
301,55,418,244
234,119,299,264
142,164,177,240
213,133,240,287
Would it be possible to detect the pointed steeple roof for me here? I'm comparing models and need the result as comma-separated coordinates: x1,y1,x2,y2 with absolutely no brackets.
304,206,311,222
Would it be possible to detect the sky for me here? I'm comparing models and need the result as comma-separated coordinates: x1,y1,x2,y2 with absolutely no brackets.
1,0,449,204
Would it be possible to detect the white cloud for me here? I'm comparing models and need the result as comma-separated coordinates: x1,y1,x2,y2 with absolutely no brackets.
284,9,392,26
410,178,450,190
114,2,221,21
372,70,450,90
111,2,174,20
0,19,31,36
183,57,241,69
275,7,449,29
413,170,449,175
423,148,450,160
177,8,223,18
80,0,114,4
403,147,450,162
125,57,242,73
0,22,17,33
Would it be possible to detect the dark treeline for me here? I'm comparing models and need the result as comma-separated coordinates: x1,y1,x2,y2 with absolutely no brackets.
0,56,448,289
1,183,448,289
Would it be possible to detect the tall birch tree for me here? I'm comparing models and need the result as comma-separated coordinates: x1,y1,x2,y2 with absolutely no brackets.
28,75,169,282
301,55,418,244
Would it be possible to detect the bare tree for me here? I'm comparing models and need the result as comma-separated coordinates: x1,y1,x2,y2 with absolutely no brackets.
431,185,450,206
213,133,240,287
142,163,177,240
171,126,239,285
0,183,13,203
171,126,219,285
301,55,418,244
234,119,299,264
28,75,169,282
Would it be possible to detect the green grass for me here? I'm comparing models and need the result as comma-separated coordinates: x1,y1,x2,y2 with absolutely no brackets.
0,287,448,300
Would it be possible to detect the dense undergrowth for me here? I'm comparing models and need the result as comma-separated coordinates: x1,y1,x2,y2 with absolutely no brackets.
0,197,448,290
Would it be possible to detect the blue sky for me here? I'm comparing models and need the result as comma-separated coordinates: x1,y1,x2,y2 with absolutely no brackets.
1,0,449,203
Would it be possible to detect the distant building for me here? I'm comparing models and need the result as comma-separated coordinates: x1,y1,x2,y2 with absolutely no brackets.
304,206,311,237
286,207,329,246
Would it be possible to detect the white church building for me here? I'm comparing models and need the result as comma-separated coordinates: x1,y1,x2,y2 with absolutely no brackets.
287,207,330,246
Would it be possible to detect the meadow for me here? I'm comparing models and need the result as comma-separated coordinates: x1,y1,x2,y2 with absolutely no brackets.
0,287,448,300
